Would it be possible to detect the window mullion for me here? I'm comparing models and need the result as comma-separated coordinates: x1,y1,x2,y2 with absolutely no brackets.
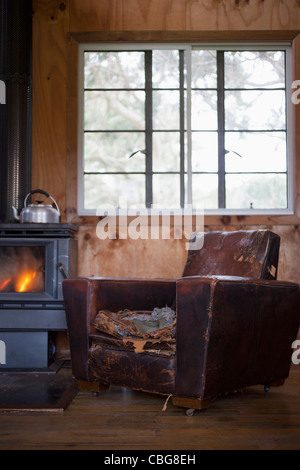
179,50,185,208
217,50,225,208
186,47,192,206
145,51,153,209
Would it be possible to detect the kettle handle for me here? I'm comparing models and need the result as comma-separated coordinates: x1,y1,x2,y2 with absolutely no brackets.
24,189,61,216
28,189,50,198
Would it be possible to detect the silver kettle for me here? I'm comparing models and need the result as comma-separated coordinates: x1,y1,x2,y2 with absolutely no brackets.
12,189,61,223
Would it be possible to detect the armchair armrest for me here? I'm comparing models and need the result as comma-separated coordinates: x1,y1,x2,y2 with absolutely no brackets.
62,277,176,380
175,275,300,400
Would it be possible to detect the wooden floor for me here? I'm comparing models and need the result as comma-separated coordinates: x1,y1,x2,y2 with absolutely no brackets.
0,363,300,450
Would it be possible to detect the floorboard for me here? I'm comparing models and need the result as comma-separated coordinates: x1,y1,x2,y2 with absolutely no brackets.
0,362,299,450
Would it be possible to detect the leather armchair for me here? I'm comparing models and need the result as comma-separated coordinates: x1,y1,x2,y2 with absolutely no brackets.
63,230,300,414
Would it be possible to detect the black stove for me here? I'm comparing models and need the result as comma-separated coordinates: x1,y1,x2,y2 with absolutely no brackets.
0,223,78,370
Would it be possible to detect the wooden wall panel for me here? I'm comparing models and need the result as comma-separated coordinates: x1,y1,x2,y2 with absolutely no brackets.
32,0,300,285
32,0,69,217
76,223,300,283
70,0,186,32
293,35,300,218
77,225,188,279
69,0,300,32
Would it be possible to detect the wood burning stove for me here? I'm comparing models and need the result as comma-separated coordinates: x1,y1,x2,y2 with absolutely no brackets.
0,223,78,370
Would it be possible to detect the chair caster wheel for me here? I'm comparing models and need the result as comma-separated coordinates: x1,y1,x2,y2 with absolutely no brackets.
264,385,270,393
186,408,195,417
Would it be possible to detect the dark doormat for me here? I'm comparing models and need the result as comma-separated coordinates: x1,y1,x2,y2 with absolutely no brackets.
0,361,78,413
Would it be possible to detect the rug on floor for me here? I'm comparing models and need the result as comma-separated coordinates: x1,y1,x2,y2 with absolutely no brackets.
0,361,78,413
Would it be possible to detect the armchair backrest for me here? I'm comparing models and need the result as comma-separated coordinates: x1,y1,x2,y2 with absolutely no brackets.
182,230,280,280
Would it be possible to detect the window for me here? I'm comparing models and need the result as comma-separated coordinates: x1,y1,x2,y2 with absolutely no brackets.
78,43,293,215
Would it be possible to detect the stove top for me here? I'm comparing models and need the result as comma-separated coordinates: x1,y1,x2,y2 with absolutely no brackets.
0,223,78,237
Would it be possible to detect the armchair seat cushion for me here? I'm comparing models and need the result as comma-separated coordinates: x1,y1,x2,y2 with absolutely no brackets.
93,306,176,356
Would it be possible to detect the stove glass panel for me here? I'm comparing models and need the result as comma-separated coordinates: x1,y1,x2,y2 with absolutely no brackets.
0,246,45,293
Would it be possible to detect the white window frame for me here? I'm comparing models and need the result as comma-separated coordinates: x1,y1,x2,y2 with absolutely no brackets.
77,42,294,217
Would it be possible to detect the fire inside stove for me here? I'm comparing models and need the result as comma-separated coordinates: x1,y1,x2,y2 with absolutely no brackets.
0,246,45,293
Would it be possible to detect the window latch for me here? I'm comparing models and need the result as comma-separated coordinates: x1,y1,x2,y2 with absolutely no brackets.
128,149,146,159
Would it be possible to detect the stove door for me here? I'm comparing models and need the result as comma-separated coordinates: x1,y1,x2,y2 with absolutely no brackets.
0,238,57,301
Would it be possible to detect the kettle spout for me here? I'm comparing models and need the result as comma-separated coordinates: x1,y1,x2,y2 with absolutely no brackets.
12,206,20,221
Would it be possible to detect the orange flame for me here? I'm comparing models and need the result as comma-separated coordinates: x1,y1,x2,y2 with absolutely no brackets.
0,278,11,291
15,271,37,293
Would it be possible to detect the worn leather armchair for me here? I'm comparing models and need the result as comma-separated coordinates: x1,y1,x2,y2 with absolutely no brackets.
63,230,300,414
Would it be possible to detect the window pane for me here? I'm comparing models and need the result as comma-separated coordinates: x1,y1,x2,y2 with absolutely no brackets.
153,132,180,172
225,131,286,173
191,50,217,88
226,174,287,209
84,90,145,130
84,174,145,209
84,51,145,89
225,90,286,130
84,132,145,172
81,45,290,213
225,51,285,89
192,132,218,172
152,174,180,209
192,174,218,209
152,50,179,88
153,90,180,130
192,90,217,130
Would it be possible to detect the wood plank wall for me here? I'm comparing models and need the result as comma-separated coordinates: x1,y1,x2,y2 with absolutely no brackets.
32,0,300,283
